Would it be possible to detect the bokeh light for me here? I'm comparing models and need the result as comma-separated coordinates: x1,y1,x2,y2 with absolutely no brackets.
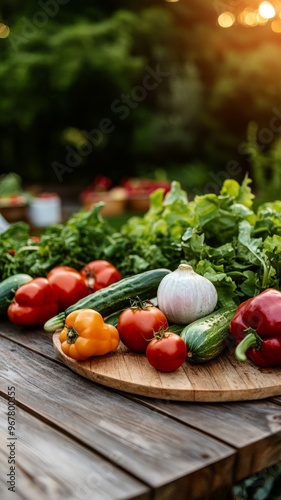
217,12,235,28
255,11,270,24
217,1,281,29
258,2,276,19
271,19,281,31
0,23,10,39
244,9,259,27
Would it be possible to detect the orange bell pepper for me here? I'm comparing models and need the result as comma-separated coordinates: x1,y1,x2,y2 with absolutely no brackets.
59,308,120,361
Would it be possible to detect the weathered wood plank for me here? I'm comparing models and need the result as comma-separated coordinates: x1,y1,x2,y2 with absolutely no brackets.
2,321,281,486
0,396,149,500
1,321,280,482
0,320,55,360
0,337,236,498
134,396,281,482
271,395,281,405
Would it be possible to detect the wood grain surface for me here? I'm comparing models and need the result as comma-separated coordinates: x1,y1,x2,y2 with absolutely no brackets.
0,336,235,499
0,397,149,500
53,334,281,402
1,321,281,499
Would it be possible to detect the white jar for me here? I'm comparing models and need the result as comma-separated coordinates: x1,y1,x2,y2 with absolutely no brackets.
28,193,61,227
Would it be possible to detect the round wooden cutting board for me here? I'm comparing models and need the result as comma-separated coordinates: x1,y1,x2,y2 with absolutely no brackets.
53,333,281,402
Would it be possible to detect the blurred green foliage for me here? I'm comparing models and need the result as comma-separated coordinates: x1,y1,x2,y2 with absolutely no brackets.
1,0,281,199
243,121,281,207
233,462,281,500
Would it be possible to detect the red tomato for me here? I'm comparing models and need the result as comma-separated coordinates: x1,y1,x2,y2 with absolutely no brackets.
80,260,122,292
47,268,89,311
48,266,79,276
146,332,187,372
117,302,169,353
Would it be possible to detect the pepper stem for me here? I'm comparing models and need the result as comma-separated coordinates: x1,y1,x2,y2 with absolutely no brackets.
66,327,79,344
235,328,263,363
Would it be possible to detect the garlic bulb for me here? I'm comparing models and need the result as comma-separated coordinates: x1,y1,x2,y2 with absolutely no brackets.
157,263,218,324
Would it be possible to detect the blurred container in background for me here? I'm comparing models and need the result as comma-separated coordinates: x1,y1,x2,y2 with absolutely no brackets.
27,193,62,227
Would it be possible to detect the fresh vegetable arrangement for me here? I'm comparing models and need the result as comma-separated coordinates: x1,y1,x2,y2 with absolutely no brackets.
1,175,281,311
4,260,123,327
1,174,281,372
44,268,171,332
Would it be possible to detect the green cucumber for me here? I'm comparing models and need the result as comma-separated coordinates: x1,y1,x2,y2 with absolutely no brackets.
0,273,33,315
167,323,185,336
44,268,171,332
180,307,236,363
104,310,124,327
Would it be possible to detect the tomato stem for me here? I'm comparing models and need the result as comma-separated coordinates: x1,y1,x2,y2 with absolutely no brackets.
129,296,153,310
153,326,175,341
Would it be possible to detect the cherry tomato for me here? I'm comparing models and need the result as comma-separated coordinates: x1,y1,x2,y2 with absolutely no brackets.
47,268,89,311
80,260,122,292
146,332,187,372
117,301,169,353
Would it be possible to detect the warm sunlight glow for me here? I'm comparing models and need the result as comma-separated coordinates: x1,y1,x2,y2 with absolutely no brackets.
165,0,180,2
239,9,258,27
0,23,10,39
258,2,276,19
256,11,270,24
271,19,281,31
244,10,259,27
218,12,235,28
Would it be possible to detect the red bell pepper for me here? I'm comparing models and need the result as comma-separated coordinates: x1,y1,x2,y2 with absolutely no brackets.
8,277,59,327
229,288,281,367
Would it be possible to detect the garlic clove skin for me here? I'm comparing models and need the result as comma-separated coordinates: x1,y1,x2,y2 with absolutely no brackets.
157,263,218,324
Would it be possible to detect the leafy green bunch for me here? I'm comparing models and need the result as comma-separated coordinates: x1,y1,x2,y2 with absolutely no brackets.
1,176,281,308
0,203,126,279
118,175,281,307
180,176,281,307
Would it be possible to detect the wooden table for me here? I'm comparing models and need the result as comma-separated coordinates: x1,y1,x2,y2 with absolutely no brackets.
1,320,281,500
